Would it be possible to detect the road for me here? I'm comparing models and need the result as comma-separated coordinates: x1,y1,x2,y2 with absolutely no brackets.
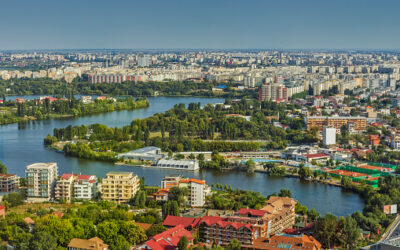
381,215,400,241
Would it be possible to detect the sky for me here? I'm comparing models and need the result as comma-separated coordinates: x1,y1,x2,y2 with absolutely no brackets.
0,0,399,50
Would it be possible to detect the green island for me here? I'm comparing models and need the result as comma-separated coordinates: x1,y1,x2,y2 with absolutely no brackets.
0,95,149,125
44,99,298,163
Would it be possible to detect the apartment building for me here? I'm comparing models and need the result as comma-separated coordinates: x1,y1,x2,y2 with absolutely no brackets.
26,163,58,202
306,116,367,131
0,174,19,193
261,196,296,236
259,83,288,102
74,175,97,200
155,176,209,207
101,171,140,204
179,178,207,207
198,216,256,247
197,197,296,247
55,174,74,202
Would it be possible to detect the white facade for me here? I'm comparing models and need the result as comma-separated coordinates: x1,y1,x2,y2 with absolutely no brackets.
74,175,97,200
26,163,58,201
323,127,336,146
178,179,207,207
157,159,199,171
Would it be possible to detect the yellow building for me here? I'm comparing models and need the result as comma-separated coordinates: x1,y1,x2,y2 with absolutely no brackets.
55,174,74,203
101,171,140,204
306,116,367,131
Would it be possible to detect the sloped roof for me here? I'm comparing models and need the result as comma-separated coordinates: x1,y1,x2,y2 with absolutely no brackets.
238,208,267,217
163,215,196,228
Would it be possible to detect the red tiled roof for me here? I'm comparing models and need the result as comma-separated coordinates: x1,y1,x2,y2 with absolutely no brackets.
60,174,73,180
304,153,330,158
163,215,196,228
179,178,205,185
141,225,192,250
77,175,93,180
238,208,267,217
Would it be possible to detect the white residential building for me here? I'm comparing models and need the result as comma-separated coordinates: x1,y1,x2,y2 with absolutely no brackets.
74,175,98,200
26,163,58,202
178,178,208,207
323,126,336,146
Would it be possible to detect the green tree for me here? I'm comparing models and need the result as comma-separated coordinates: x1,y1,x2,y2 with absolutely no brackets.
177,236,189,250
168,187,189,206
146,224,166,237
298,166,312,180
96,221,119,247
30,231,58,250
2,192,24,207
134,190,146,208
226,238,241,250
118,221,147,245
341,216,360,250
245,159,256,175
278,189,292,198
162,201,180,219
0,161,7,174
315,214,338,249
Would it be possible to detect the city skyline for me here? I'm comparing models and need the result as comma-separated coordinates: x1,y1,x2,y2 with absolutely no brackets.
1,0,400,50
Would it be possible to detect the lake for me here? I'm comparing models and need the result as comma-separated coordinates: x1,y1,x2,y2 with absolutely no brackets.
0,96,364,216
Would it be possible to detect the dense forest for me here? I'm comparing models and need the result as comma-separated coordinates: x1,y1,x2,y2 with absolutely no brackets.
0,78,257,99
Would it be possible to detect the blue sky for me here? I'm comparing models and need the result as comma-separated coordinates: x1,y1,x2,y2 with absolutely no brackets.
0,0,399,50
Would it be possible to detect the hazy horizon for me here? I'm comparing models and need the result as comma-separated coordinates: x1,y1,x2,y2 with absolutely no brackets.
1,0,399,50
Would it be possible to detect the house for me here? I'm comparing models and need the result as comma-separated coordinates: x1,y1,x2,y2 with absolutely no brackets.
0,205,5,219
369,135,380,146
24,217,34,232
153,188,169,201
136,225,193,250
67,237,108,250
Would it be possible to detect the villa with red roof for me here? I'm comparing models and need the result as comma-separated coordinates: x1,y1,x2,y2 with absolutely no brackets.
136,225,193,250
